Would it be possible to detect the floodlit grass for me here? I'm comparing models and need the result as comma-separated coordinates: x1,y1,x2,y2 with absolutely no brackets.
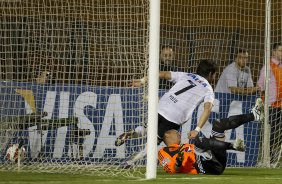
0,168,281,184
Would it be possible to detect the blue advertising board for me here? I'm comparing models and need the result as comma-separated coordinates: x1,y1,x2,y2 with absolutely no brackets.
0,82,260,166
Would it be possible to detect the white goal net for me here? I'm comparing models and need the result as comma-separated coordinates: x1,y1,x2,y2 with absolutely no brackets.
0,0,150,177
0,0,282,178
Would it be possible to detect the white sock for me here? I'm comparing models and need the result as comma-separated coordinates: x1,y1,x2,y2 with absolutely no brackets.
127,144,162,165
134,126,147,137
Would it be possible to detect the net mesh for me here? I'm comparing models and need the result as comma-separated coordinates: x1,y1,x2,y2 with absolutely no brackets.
1,0,282,178
0,0,149,178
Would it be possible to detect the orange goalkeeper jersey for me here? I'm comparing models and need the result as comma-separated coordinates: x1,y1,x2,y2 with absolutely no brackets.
158,143,198,174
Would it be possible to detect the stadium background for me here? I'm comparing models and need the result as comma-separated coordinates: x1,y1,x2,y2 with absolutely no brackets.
0,0,282,85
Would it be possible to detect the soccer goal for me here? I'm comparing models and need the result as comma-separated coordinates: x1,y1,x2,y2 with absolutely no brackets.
0,0,155,178
0,0,281,179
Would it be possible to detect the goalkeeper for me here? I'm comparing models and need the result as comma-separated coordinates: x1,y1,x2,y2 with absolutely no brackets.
158,105,264,174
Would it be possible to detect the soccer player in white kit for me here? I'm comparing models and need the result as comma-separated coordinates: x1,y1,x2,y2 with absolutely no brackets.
115,60,217,168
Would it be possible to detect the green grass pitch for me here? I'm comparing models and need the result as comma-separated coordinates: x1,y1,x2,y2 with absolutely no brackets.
0,168,281,184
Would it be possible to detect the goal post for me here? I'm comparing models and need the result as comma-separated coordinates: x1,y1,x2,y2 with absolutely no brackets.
262,0,271,167
146,0,160,180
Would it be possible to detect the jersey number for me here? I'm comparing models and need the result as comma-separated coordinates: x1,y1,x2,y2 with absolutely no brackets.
174,80,196,96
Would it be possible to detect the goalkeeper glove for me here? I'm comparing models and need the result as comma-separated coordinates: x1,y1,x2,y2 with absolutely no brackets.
175,144,185,168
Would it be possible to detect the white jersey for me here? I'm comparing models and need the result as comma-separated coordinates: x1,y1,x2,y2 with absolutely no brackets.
158,72,214,125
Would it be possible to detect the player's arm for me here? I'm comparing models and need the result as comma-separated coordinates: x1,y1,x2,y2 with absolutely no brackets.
188,101,213,139
174,144,185,172
159,71,172,80
130,71,172,87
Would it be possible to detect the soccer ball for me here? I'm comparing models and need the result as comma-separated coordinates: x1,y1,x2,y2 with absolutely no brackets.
6,144,26,163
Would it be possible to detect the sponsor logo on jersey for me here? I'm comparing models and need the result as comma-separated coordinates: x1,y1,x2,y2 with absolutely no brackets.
162,157,170,166
187,73,208,87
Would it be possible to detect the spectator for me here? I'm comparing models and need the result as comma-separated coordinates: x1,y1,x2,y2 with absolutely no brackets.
159,45,179,89
257,42,282,164
215,49,260,95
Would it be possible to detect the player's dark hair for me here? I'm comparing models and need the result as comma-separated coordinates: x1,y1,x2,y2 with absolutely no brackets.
196,59,217,78
272,42,282,50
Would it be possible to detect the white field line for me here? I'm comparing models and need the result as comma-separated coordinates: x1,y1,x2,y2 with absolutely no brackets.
136,177,282,181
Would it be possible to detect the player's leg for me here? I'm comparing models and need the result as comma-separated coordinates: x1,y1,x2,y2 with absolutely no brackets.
195,137,244,175
211,114,254,140
115,125,145,146
194,136,244,152
194,137,227,175
194,98,264,175
197,151,226,175
193,98,264,175
211,98,264,140
115,113,180,147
